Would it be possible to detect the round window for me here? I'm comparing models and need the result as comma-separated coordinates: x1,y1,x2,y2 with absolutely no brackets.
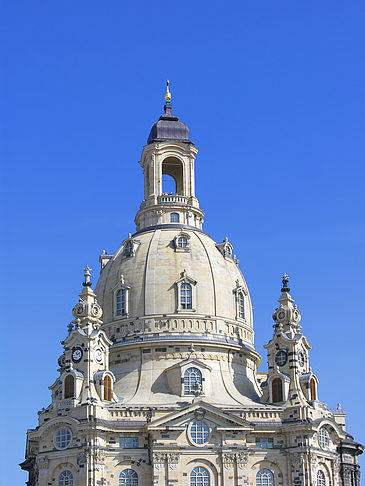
54,427,72,450
178,236,188,248
189,420,209,446
275,350,287,366
318,427,330,449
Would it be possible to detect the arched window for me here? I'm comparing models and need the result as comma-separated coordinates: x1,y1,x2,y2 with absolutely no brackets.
64,375,75,399
119,469,138,486
178,236,188,248
116,289,126,316
184,367,202,395
310,378,317,400
318,427,330,449
272,377,283,403
104,375,112,401
237,292,245,318
190,466,210,486
180,283,192,309
317,471,325,486
256,469,274,486
59,470,73,486
170,212,180,223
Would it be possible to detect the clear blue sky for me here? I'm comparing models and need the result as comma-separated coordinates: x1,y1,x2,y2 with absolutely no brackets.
1,1,365,483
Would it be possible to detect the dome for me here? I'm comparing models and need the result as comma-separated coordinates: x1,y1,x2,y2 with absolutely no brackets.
147,102,190,144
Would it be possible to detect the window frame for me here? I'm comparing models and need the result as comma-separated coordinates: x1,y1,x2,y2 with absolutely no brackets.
119,437,139,449
114,283,131,318
175,272,197,313
104,375,112,401
317,470,326,486
233,285,247,321
183,367,203,395
256,469,274,486
119,469,138,486
318,427,330,449
170,212,180,223
174,232,191,253
59,470,74,486
64,374,75,399
256,437,274,449
188,420,210,447
272,377,283,403
54,428,72,450
190,466,210,486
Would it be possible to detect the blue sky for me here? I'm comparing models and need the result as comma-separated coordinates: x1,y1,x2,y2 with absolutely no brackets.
1,1,365,482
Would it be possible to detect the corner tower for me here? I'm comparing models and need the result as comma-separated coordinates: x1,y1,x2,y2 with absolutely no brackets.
135,81,204,231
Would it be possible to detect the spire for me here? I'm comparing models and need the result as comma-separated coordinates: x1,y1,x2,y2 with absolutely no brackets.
272,274,301,336
71,266,103,331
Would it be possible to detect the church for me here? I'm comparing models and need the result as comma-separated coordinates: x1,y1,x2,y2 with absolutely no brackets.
20,84,363,486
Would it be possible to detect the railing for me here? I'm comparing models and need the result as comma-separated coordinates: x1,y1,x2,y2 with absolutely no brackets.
158,194,188,204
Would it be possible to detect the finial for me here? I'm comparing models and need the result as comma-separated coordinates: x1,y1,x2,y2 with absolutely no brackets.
281,273,290,293
67,322,74,333
120,273,125,284
165,79,171,103
83,266,92,287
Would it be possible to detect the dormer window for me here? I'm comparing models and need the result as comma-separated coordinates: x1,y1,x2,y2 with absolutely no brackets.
175,270,197,312
116,289,126,316
233,284,247,321
122,234,140,258
170,212,180,223
174,232,191,253
114,275,131,318
216,237,234,259
184,367,202,395
64,375,75,399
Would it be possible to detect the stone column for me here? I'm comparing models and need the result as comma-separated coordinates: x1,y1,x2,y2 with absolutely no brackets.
152,453,166,486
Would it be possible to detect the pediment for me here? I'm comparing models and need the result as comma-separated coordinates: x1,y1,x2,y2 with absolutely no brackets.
147,401,253,431
165,358,212,373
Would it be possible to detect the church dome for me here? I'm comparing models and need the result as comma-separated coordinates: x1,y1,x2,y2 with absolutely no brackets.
147,102,190,144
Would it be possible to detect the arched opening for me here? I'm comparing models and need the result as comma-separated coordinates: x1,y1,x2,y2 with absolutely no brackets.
184,367,202,395
190,466,210,486
272,377,283,403
317,470,325,486
256,469,274,486
310,378,317,400
59,470,73,486
64,375,75,399
104,375,112,401
162,157,183,194
119,469,138,486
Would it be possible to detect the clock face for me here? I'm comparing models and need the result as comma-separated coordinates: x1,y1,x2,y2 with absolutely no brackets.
95,348,103,364
72,347,83,363
76,304,84,315
298,351,305,367
278,310,285,320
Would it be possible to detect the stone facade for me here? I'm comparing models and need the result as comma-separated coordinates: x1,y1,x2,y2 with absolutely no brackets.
21,92,363,486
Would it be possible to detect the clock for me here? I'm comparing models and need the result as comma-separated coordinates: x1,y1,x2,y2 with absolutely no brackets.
95,348,103,364
72,347,83,363
277,310,285,320
76,304,84,315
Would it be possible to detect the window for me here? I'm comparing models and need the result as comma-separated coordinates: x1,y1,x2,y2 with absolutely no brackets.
55,428,72,450
116,289,126,316
189,420,209,446
256,437,274,449
310,378,317,400
317,471,326,486
318,427,330,449
170,212,179,223
275,350,287,367
120,437,139,448
59,470,73,486
237,292,245,318
180,283,192,309
104,375,112,401
190,466,210,486
64,375,75,399
256,469,274,486
124,241,134,256
184,367,202,395
178,236,188,248
272,378,283,403
119,469,138,486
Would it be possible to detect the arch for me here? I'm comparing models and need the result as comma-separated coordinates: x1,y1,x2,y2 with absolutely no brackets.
119,469,138,486
64,375,74,399
59,470,73,486
272,378,283,403
184,367,202,395
104,375,112,401
190,466,210,486
317,470,325,486
162,156,183,194
310,378,317,400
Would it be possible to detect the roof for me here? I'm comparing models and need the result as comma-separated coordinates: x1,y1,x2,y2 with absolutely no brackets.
147,103,190,144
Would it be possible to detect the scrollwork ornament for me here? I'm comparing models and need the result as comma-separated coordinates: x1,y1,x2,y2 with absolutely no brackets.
236,451,249,468
167,453,179,470
36,456,49,470
153,453,166,471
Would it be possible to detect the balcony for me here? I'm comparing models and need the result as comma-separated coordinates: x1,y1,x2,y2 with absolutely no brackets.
158,194,188,205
